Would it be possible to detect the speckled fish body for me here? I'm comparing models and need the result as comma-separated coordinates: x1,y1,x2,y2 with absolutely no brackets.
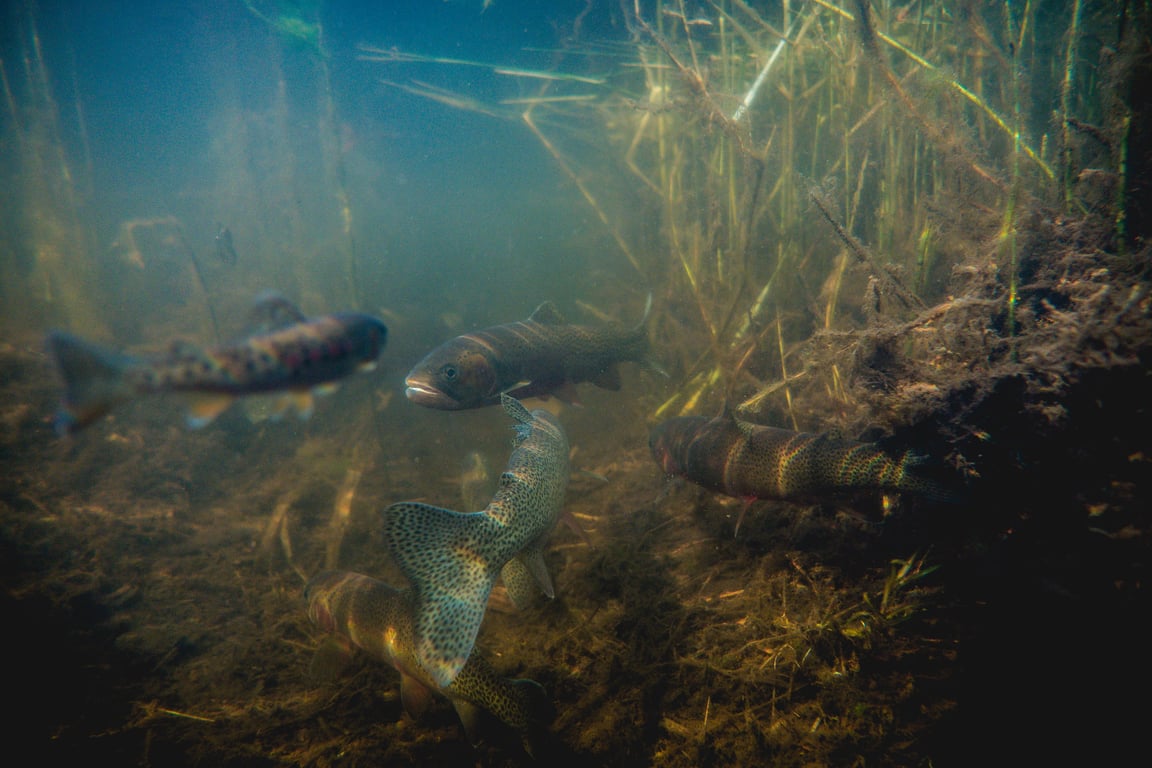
404,297,653,410
304,570,550,743
47,292,387,434
650,413,951,503
383,394,569,687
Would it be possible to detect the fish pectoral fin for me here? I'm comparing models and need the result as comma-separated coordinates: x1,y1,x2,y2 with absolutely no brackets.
399,671,435,718
184,393,236,428
313,382,341,397
285,390,316,419
548,380,583,406
308,636,354,683
590,364,623,391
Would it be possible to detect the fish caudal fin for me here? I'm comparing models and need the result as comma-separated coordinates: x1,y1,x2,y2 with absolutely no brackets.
46,332,140,435
383,501,506,688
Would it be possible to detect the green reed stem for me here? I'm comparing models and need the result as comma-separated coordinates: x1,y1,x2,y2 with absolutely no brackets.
1060,0,1083,210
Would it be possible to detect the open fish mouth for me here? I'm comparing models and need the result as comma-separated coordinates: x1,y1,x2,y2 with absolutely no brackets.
404,380,459,409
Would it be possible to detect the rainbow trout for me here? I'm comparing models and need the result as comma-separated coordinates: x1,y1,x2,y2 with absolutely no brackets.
46,292,387,434
404,296,656,410
383,394,569,687
650,412,955,515
305,570,552,745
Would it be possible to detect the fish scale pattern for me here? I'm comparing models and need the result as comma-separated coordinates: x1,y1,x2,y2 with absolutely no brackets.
305,570,548,736
382,393,569,688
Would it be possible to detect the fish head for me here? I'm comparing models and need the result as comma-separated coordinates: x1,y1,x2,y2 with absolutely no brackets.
649,416,708,477
339,314,389,364
304,571,344,632
405,341,497,410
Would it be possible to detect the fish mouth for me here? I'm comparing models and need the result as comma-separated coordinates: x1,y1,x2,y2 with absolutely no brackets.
404,380,461,409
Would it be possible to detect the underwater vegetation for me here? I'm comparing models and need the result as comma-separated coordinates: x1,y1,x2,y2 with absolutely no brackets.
2,0,1151,766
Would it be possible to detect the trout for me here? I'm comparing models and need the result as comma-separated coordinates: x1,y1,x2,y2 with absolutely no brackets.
650,412,955,522
382,394,569,687
47,291,387,434
404,295,657,410
305,570,552,745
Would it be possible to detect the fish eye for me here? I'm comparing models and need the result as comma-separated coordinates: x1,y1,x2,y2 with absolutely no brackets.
441,364,458,380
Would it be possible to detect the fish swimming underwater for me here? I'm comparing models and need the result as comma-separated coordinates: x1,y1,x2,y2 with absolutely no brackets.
47,291,387,434
305,570,553,746
383,393,570,687
650,411,957,529
214,223,238,265
404,295,658,410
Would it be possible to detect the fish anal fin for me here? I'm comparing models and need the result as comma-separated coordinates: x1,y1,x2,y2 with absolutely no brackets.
185,393,235,428
399,671,434,718
527,301,565,325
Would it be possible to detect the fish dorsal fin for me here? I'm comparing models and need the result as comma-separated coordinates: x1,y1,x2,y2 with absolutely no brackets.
500,392,533,424
246,290,308,333
527,301,566,325
167,338,208,360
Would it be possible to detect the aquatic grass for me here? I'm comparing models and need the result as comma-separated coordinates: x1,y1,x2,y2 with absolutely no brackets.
357,0,1123,425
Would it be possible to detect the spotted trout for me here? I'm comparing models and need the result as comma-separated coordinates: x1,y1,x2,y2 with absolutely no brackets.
305,570,552,745
650,412,955,521
46,292,387,434
383,393,569,687
404,295,657,410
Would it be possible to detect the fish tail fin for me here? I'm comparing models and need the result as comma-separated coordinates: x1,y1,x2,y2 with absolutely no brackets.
46,331,140,434
897,451,966,504
512,678,556,757
383,500,506,687
451,678,553,747
512,678,555,727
